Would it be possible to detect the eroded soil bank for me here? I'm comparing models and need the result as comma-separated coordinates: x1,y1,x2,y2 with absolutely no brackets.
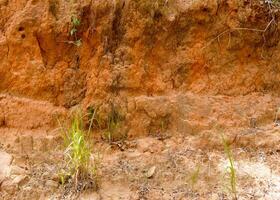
1,0,280,199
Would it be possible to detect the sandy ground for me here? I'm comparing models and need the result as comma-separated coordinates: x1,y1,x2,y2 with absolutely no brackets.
1,122,280,200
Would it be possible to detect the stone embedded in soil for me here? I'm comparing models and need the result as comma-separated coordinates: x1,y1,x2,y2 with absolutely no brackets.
1,179,18,194
136,137,164,153
146,166,157,178
80,192,101,200
37,135,62,152
0,151,13,183
12,155,29,168
12,175,29,186
1,174,29,195
45,180,59,189
20,135,33,154
10,165,27,175
124,150,142,159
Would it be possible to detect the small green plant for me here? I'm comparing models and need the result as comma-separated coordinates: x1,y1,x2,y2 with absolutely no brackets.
64,112,91,185
104,110,121,143
160,116,169,132
60,110,98,190
87,106,101,130
222,135,237,200
274,107,280,124
69,16,82,47
188,165,200,190
59,173,65,186
58,170,70,186
103,105,126,143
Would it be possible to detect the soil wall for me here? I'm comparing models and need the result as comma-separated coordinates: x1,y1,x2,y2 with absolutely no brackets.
1,0,280,137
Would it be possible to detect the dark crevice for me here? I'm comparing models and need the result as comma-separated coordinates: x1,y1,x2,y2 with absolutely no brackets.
107,3,125,53
34,33,47,67
18,27,24,31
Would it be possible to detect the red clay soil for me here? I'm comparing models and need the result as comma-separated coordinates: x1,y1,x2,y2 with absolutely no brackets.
1,0,280,135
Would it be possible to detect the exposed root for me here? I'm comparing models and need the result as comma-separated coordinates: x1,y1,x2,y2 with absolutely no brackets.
203,18,275,49
204,1,278,50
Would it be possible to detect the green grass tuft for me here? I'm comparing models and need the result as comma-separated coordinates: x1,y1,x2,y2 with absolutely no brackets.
189,165,200,190
103,105,126,143
65,113,90,175
222,135,237,200
60,110,99,191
